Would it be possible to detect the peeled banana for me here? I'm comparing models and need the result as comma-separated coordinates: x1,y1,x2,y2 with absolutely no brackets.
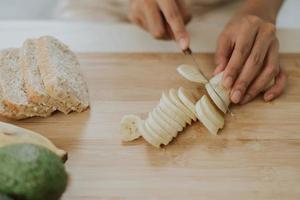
120,64,231,147
0,121,67,161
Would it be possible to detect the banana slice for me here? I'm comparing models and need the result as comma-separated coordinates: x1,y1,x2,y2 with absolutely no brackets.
205,72,230,113
146,112,173,143
151,109,177,137
169,88,197,121
195,100,219,135
159,99,186,128
0,121,67,161
209,72,230,107
161,92,192,125
205,83,227,113
156,106,183,133
177,87,198,116
200,95,224,129
120,114,142,142
139,121,161,148
177,64,208,84
145,121,166,146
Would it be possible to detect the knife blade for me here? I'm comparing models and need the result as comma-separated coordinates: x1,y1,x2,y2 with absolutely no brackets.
182,48,234,116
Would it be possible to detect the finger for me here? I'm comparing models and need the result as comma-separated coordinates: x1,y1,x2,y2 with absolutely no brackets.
128,11,148,31
231,23,276,104
263,69,287,101
157,0,189,50
214,34,233,75
240,39,279,104
222,16,261,89
175,0,192,24
144,1,167,39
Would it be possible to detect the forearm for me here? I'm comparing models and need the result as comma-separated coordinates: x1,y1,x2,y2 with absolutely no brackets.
236,0,284,23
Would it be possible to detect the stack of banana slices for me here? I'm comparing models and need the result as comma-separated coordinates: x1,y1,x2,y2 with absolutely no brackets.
120,64,231,148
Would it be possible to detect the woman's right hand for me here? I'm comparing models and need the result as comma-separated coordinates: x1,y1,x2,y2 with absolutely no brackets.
128,0,191,50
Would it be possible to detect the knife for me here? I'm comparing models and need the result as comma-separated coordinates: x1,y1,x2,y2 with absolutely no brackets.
182,47,234,116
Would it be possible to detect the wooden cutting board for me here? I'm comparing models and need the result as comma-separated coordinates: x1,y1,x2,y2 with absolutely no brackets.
2,53,300,200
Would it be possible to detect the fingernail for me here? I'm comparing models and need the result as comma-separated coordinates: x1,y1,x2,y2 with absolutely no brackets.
241,94,251,105
179,38,188,50
223,76,233,89
231,90,241,104
265,93,274,101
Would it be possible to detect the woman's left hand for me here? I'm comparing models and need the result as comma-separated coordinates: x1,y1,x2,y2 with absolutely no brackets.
214,14,287,104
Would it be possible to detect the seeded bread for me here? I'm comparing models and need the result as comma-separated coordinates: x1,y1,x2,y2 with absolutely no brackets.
36,36,90,113
0,48,52,118
19,39,57,113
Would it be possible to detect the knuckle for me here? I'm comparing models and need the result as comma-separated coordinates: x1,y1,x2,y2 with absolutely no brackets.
236,80,248,92
237,43,251,58
266,64,279,76
167,9,181,22
246,15,261,25
152,27,166,39
261,23,276,36
250,52,263,66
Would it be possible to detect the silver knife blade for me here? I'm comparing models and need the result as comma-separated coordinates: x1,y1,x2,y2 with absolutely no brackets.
183,48,234,116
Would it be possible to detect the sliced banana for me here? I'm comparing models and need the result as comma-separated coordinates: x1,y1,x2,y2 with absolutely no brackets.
200,95,224,129
205,83,227,113
147,112,173,143
209,72,230,108
0,121,67,161
120,114,142,142
169,88,197,121
161,92,192,125
177,64,208,84
139,121,161,148
151,109,177,137
145,121,167,146
159,99,186,128
177,87,199,117
195,100,219,135
156,106,183,133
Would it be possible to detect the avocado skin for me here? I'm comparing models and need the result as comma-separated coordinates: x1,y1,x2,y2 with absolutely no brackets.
0,144,68,200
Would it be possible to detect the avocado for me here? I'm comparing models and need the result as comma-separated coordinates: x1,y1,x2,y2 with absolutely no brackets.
0,144,68,200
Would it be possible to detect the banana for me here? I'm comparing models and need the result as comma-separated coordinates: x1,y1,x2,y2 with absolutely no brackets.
177,87,198,117
146,112,173,143
200,95,224,129
159,99,186,128
145,121,166,146
151,109,177,137
139,121,161,148
0,121,67,161
195,100,219,135
177,64,208,84
205,72,230,113
161,92,192,125
156,106,183,133
169,88,197,121
120,114,142,142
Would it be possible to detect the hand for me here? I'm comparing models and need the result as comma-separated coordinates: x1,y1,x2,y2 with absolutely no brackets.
214,14,287,104
128,0,191,50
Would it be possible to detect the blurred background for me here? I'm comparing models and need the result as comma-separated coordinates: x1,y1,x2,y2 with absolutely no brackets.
1,0,299,28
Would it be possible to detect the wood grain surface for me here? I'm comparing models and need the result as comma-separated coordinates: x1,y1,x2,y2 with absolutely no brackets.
2,53,300,200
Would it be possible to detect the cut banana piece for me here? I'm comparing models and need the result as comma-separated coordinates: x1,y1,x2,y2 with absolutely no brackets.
0,121,67,161
195,100,219,135
120,114,142,142
177,64,208,84
161,92,192,125
177,87,198,117
159,99,186,128
147,112,173,143
151,109,177,137
200,95,224,129
145,121,166,146
205,72,230,113
139,121,161,148
156,106,183,133
169,88,197,121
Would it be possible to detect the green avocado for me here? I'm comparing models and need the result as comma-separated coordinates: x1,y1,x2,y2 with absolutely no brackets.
0,144,68,200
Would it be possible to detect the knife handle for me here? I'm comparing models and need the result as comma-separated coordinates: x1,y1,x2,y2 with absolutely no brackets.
182,48,192,55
